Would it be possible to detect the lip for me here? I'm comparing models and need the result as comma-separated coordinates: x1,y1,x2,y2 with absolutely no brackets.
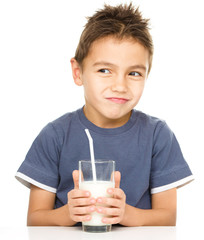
106,97,129,104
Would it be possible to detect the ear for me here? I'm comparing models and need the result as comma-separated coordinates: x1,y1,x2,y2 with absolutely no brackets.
70,58,83,86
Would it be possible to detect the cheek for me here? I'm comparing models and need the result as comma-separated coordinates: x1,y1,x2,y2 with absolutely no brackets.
130,82,145,98
83,79,102,101
84,78,106,94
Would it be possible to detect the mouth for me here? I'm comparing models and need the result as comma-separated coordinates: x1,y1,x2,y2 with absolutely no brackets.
106,97,129,104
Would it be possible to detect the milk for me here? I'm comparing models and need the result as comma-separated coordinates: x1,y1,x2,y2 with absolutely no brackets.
79,181,114,226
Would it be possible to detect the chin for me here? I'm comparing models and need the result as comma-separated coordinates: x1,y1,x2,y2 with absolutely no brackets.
105,110,128,120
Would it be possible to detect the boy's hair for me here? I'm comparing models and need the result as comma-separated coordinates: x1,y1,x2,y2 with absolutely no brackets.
74,3,154,74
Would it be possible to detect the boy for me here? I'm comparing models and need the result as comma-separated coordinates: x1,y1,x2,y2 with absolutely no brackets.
15,3,193,226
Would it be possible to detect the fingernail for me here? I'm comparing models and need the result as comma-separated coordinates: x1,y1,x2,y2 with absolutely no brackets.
107,188,113,194
90,198,96,204
86,215,91,221
102,218,106,223
97,207,102,213
85,191,90,196
97,198,102,203
89,206,95,212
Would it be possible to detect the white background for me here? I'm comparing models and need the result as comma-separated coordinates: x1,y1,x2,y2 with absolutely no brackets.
0,0,203,228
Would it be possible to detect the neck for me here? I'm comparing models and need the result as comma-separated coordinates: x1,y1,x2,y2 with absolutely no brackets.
83,106,132,129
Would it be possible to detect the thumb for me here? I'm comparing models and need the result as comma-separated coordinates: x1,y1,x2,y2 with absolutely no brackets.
72,170,79,189
114,171,121,188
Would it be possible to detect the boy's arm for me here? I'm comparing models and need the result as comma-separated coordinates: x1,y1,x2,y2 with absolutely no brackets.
120,188,177,226
27,185,75,226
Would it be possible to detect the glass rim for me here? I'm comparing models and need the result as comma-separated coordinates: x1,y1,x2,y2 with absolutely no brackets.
79,160,115,164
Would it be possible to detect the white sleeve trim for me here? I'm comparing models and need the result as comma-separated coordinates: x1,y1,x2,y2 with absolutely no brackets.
151,175,194,194
15,172,57,193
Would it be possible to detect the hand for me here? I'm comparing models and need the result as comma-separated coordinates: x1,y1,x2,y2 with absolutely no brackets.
96,171,126,224
67,170,96,223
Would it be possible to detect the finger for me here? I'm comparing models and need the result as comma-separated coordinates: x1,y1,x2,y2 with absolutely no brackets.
69,197,96,207
72,214,92,223
96,196,121,208
107,187,125,200
114,171,121,188
102,216,121,225
68,189,91,199
72,205,96,215
72,170,79,189
96,206,121,216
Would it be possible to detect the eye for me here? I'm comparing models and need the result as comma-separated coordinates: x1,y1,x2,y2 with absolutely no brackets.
99,69,110,74
129,71,141,77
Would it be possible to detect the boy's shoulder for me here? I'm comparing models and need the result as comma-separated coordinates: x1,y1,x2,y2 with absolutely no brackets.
133,109,166,129
133,109,172,141
51,110,77,126
38,109,80,143
49,108,80,133
133,110,175,151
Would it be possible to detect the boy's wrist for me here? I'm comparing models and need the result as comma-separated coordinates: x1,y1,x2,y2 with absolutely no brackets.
51,204,76,226
119,204,131,226
64,204,78,226
119,204,142,226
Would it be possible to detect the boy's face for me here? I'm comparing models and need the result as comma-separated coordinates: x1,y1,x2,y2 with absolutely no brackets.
71,36,149,128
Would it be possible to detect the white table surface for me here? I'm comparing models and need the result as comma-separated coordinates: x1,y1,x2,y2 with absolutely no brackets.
0,225,199,240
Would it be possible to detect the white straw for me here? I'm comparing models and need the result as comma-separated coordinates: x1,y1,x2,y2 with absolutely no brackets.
85,129,97,182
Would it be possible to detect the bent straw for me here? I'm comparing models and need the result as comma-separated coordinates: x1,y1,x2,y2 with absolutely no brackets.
85,129,97,182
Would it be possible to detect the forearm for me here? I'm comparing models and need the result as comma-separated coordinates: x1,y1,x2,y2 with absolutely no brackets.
120,204,176,226
27,204,76,226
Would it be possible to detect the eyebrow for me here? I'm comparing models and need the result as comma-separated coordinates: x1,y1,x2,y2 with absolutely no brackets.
92,61,147,72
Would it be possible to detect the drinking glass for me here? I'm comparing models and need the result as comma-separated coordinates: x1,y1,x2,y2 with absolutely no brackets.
79,160,115,233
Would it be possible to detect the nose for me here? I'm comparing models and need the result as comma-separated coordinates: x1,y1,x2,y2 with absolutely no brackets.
111,75,127,93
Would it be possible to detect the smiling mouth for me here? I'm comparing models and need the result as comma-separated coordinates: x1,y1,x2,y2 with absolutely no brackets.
106,97,129,104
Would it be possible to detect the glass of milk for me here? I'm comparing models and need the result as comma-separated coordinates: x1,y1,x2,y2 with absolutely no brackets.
79,160,115,233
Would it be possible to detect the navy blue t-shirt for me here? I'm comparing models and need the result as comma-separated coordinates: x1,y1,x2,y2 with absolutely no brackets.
16,107,193,209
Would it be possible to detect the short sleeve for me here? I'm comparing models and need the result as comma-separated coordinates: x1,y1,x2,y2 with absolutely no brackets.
150,122,194,194
15,123,61,193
